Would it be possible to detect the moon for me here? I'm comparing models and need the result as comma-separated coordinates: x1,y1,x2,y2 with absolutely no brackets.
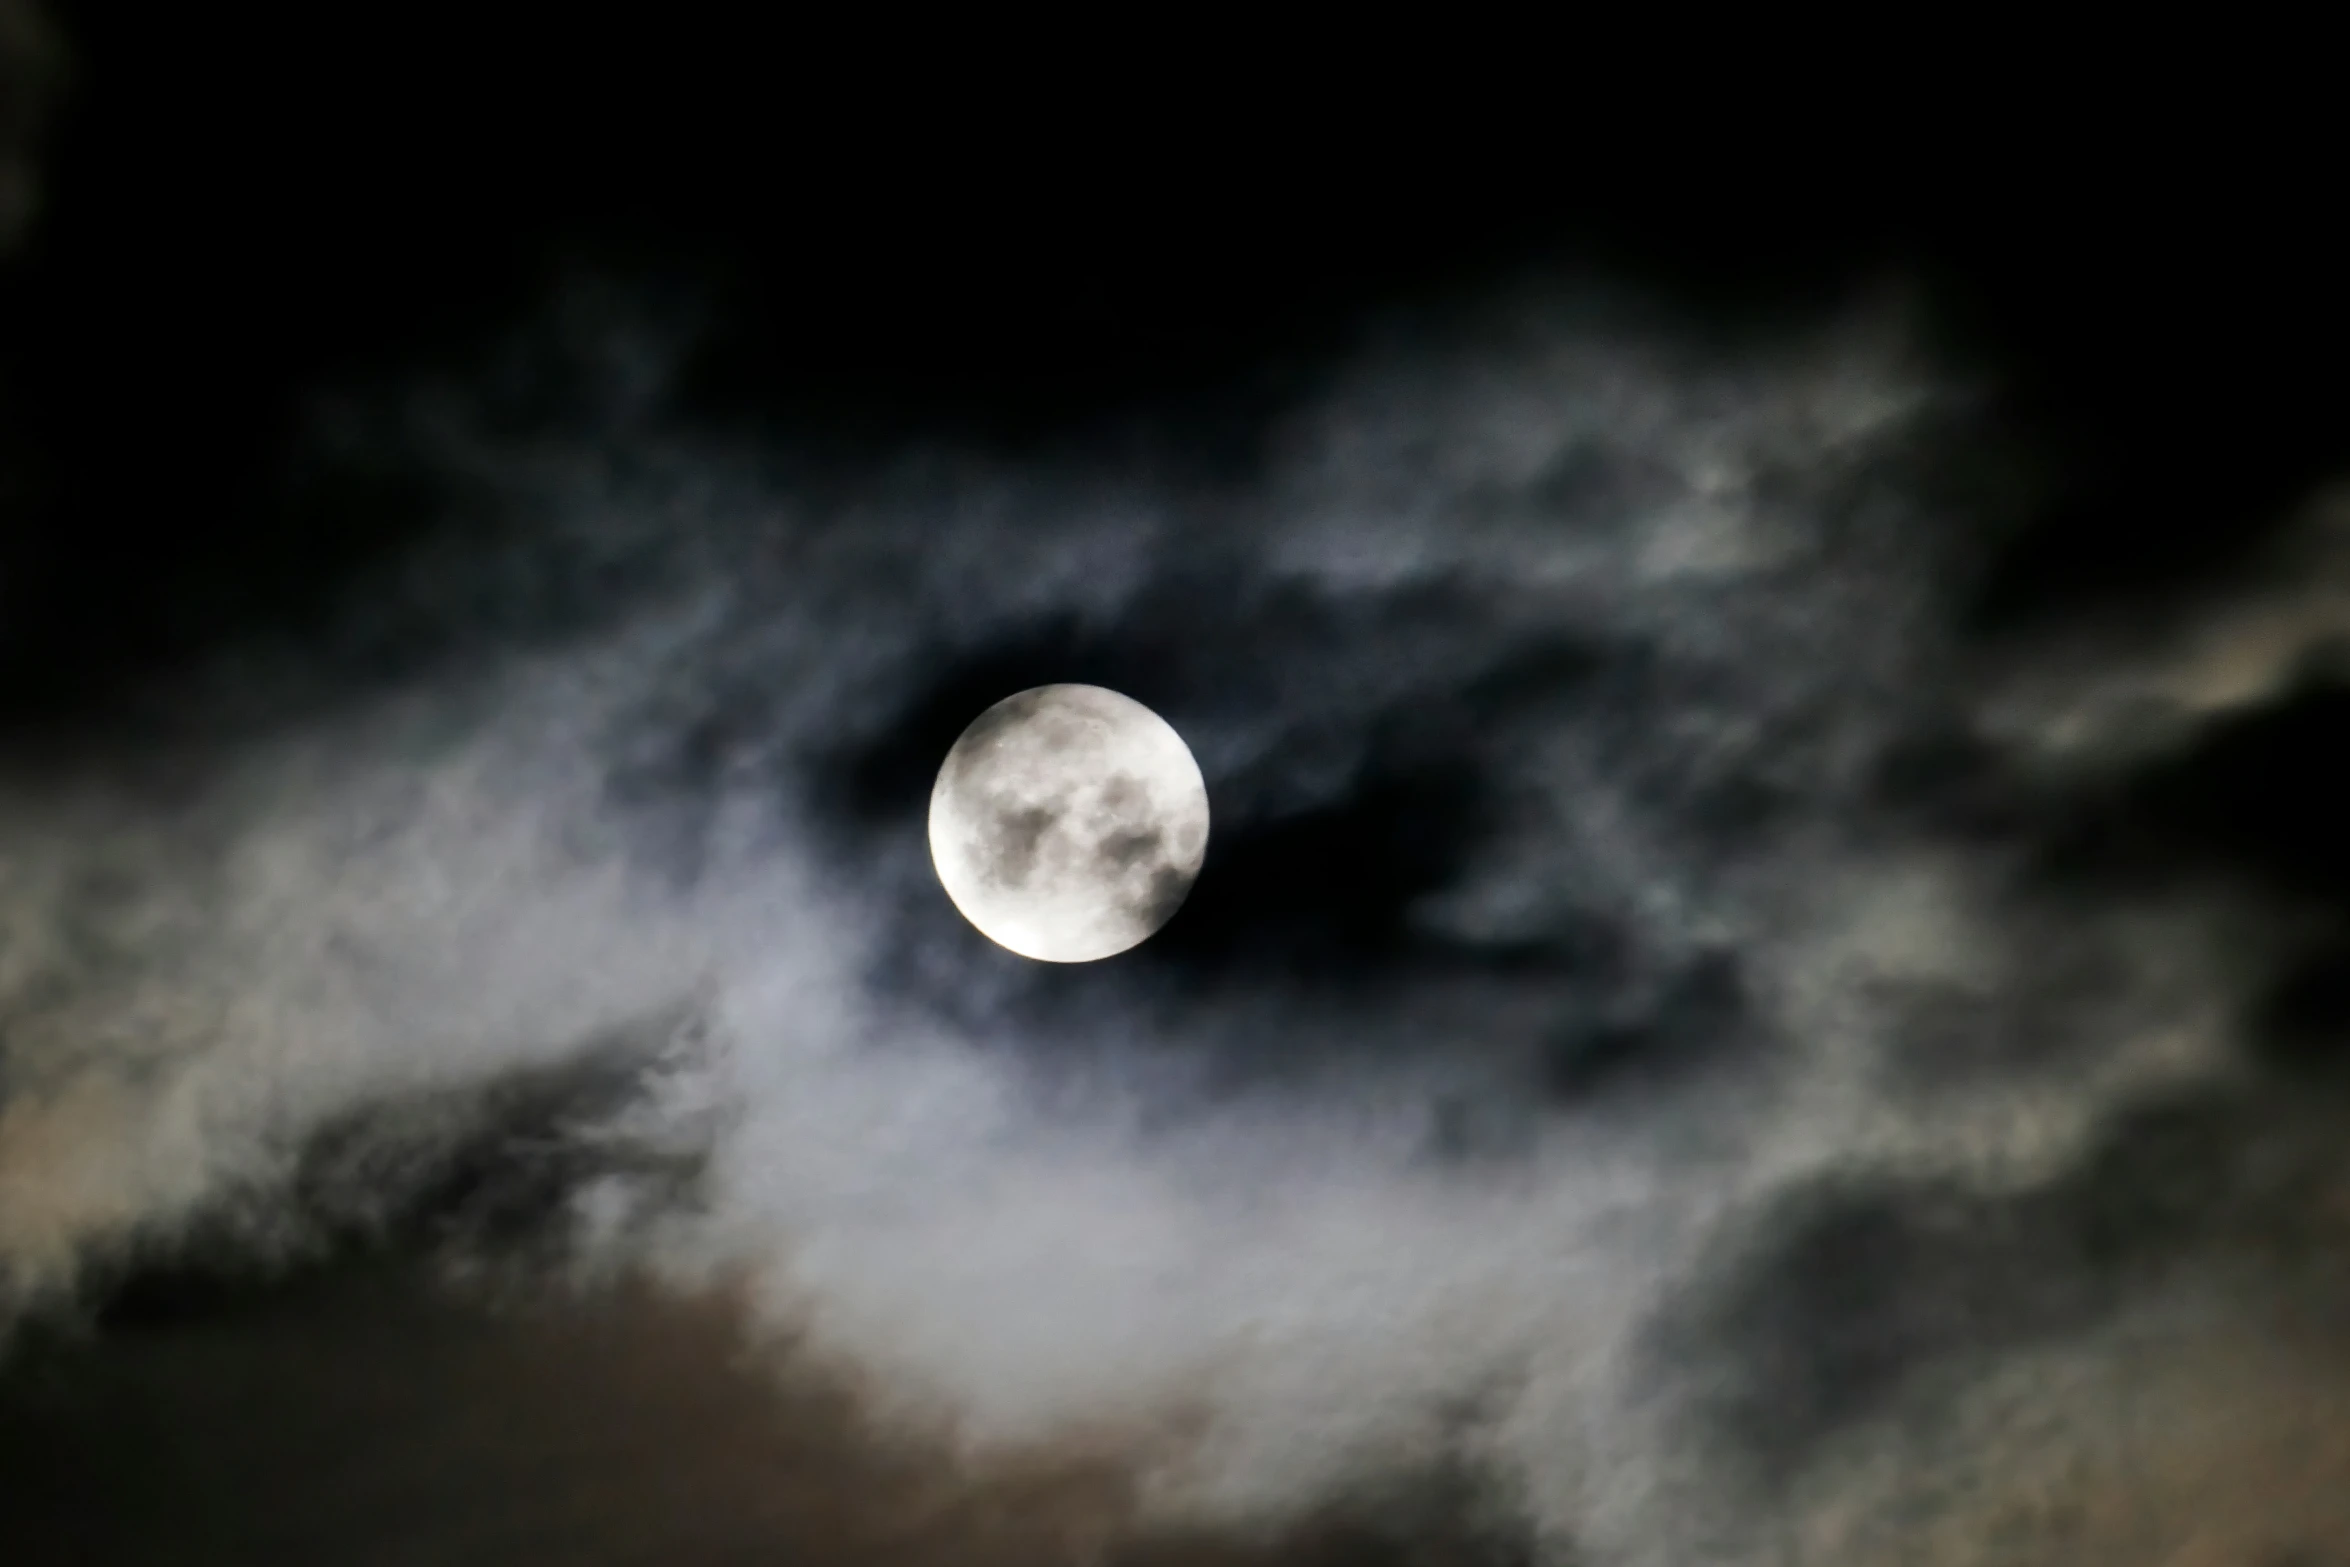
927,684,1210,962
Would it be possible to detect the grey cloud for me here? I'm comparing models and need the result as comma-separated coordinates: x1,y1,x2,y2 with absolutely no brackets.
4,280,2349,1563
1661,1087,2350,1483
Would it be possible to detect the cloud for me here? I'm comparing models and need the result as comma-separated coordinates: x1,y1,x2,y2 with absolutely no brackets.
4,280,2349,1563
1978,484,2350,763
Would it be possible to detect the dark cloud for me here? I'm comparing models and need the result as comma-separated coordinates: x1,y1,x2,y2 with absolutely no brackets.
0,1056,1532,1566
4,262,2350,1566
1667,1086,2350,1476
4,1264,1148,1567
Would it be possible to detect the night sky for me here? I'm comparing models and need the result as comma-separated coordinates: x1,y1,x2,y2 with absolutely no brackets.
4,11,2349,1565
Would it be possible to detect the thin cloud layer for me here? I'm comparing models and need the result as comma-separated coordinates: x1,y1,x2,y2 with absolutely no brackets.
3,284,2347,1564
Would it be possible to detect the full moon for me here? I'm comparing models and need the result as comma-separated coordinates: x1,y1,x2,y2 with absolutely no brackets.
927,684,1210,962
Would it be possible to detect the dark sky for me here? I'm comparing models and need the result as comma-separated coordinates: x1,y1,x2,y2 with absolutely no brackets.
4,10,2350,1565
5,12,2338,718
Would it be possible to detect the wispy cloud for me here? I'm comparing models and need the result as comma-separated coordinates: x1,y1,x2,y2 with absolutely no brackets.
4,282,2347,1564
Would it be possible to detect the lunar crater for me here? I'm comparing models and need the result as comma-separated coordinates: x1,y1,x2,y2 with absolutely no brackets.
1097,826,1166,870
982,801,1058,888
